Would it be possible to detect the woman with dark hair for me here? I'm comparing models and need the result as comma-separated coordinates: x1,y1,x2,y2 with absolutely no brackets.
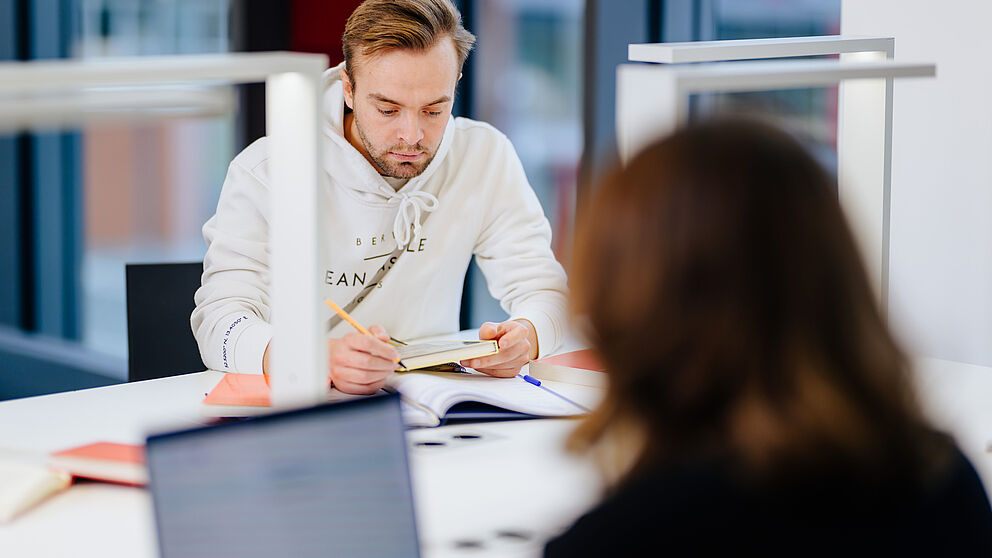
545,119,992,556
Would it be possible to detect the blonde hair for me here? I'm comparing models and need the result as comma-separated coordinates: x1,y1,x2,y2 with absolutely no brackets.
343,0,475,80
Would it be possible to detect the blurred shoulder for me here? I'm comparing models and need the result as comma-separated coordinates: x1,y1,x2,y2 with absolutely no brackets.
452,116,511,147
230,137,272,179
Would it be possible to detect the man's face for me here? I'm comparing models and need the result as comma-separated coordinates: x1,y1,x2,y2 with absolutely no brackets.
342,38,460,179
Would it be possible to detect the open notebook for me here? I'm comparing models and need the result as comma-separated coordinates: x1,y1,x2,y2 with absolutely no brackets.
202,370,596,427
386,371,591,426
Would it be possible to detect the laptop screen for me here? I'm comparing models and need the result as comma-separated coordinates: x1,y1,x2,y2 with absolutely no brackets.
146,394,420,558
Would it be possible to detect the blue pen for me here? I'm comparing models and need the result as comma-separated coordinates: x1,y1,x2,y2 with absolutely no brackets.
519,373,592,413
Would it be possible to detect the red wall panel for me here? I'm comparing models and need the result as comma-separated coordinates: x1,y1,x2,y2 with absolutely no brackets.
291,0,365,66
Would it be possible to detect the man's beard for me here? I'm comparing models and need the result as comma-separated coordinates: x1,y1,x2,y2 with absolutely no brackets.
355,114,438,179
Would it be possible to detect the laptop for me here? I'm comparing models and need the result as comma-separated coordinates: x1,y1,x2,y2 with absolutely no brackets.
146,393,421,558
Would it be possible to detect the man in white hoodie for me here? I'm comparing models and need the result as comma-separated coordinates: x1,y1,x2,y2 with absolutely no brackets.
191,0,568,394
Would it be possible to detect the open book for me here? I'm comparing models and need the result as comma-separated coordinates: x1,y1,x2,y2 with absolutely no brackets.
395,339,498,371
0,460,70,522
202,370,598,427
385,370,592,427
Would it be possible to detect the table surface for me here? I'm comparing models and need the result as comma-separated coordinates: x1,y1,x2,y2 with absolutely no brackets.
0,370,603,558
1,357,991,558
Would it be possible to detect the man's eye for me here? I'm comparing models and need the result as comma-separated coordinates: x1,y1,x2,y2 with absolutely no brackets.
379,109,396,116
425,111,442,117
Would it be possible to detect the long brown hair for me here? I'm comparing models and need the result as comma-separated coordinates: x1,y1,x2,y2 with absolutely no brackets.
570,119,944,486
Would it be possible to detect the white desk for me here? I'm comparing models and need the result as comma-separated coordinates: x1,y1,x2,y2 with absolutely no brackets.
2,357,991,557
912,358,992,489
0,371,602,558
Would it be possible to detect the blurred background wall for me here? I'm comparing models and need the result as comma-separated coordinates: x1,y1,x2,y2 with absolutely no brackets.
844,1,992,368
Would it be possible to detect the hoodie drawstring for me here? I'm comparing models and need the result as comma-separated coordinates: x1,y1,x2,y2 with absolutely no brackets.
389,190,439,249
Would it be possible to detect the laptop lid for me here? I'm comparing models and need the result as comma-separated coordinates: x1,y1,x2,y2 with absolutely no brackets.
146,393,420,558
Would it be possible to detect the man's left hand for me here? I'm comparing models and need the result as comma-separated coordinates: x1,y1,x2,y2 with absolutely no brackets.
462,319,538,377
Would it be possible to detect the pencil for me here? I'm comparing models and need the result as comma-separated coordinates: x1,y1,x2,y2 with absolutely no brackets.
324,298,372,335
324,298,402,365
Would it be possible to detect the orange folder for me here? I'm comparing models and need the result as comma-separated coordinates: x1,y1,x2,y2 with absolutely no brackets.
50,442,146,486
53,441,145,464
203,373,272,407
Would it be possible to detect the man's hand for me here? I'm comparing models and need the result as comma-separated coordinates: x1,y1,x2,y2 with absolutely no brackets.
327,325,399,395
262,325,398,394
462,319,538,378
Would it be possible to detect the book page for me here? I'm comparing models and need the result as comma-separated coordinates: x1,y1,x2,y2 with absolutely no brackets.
396,340,491,358
399,400,441,428
0,460,71,522
396,340,498,370
385,371,586,419
538,379,605,411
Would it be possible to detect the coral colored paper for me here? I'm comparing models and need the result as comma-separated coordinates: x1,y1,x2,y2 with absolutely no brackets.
203,373,271,407
53,441,145,464
533,349,605,372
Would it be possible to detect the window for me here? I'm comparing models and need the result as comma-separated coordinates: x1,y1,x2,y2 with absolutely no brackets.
78,0,235,364
0,1,236,399
695,0,842,173
460,0,584,326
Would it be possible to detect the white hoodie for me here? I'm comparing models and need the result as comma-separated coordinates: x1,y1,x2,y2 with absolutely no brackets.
191,63,569,374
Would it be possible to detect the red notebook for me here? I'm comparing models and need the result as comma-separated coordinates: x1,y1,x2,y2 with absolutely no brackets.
203,372,271,407
50,442,146,486
527,349,607,388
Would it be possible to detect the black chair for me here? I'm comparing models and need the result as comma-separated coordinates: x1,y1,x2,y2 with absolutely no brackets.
125,262,206,382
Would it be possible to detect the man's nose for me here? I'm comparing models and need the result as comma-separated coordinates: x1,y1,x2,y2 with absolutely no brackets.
397,112,424,146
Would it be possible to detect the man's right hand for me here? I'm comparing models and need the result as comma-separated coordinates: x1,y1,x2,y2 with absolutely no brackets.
326,325,399,395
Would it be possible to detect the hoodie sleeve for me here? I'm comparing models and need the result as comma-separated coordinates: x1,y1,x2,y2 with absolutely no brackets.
190,141,274,374
472,134,569,357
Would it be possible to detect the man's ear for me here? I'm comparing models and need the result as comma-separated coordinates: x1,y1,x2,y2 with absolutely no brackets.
340,67,355,110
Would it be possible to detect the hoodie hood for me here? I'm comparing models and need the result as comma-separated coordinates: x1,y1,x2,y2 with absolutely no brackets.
321,62,454,247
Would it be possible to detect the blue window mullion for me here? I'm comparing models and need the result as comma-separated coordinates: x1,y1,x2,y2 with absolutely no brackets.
0,0,121,400
0,0,22,328
63,135,82,339
0,138,19,328
28,0,82,340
